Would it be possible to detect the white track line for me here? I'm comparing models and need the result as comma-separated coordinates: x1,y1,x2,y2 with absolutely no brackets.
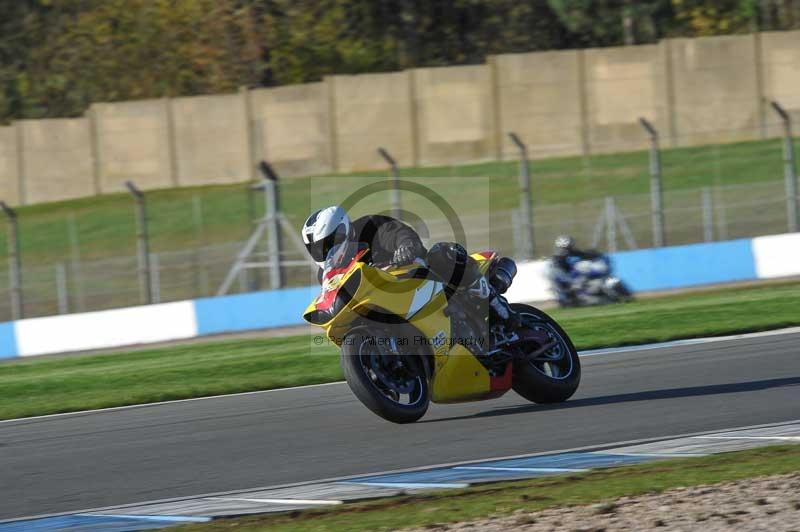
79,514,210,523
600,452,706,458
0,381,345,425
3,326,798,425
454,466,587,473
341,482,469,489
579,326,800,356
205,497,342,506
691,435,800,441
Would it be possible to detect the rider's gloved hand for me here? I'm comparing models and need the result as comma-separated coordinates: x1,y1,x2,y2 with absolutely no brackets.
391,242,418,266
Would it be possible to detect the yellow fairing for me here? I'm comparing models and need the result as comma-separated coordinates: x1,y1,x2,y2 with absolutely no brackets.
306,253,499,404
472,251,496,274
430,345,491,403
427,253,496,403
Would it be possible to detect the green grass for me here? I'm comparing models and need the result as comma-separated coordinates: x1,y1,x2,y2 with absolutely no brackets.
0,335,338,420
556,280,800,347
1,280,798,421
172,444,800,531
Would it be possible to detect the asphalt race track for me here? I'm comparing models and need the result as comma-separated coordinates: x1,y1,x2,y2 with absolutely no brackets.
2,331,800,521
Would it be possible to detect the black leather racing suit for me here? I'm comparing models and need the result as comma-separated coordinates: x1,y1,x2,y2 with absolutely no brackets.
316,215,481,293
352,215,427,266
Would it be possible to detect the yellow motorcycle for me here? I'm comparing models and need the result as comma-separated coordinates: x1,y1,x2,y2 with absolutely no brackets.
303,248,580,423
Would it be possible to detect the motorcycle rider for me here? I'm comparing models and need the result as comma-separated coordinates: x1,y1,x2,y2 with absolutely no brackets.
301,206,517,327
550,235,602,305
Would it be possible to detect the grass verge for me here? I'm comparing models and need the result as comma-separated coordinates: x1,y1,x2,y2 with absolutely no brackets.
1,280,799,420
171,444,800,532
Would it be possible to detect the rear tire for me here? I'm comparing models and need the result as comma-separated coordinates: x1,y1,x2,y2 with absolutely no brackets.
614,280,634,302
510,304,581,404
340,328,430,423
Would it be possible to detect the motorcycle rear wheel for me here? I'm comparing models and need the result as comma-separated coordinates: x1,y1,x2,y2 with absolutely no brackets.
341,327,430,424
610,280,634,302
510,304,581,404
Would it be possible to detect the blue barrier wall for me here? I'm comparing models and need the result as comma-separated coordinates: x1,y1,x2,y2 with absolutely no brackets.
2,234,794,360
0,322,17,359
609,239,757,292
193,285,318,336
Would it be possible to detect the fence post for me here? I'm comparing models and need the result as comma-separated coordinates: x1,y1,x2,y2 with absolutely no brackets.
67,213,85,311
15,122,27,205
125,181,152,304
244,183,262,290
240,86,258,183
56,262,68,314
163,97,180,187
605,197,618,253
150,253,160,304
508,132,534,259
377,147,402,221
770,101,799,232
702,187,714,242
510,209,522,258
639,118,666,247
259,161,284,289
192,195,209,296
713,186,729,241
239,269,249,293
87,105,103,195
325,76,340,173
0,202,23,319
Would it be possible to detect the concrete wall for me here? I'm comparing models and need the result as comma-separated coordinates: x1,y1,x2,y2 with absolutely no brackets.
0,30,798,205
92,99,175,193
172,93,251,186
0,126,20,205
761,31,800,137
494,50,584,159
17,118,95,204
331,72,415,171
414,64,496,165
249,83,332,178
584,44,669,153
670,34,762,145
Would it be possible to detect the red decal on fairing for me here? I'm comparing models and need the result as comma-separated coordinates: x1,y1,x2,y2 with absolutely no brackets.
322,249,368,281
315,287,339,311
477,250,497,261
315,249,368,311
489,363,513,392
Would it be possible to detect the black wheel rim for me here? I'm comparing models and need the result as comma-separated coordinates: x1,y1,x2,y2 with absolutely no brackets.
518,312,574,381
357,337,425,406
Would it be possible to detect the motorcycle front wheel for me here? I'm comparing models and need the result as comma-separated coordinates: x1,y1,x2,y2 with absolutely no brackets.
510,304,581,404
340,327,430,424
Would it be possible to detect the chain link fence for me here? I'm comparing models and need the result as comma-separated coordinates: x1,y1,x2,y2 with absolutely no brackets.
0,120,796,321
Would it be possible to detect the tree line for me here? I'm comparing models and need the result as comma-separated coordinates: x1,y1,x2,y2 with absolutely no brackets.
1,0,798,123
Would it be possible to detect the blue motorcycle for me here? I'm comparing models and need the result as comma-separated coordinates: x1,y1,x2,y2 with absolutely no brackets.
549,256,633,307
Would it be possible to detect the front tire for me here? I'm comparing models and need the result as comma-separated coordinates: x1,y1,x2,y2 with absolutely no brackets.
510,304,581,404
340,328,430,423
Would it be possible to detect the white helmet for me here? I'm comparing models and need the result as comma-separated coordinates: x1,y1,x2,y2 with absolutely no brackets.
554,235,575,256
302,206,352,268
